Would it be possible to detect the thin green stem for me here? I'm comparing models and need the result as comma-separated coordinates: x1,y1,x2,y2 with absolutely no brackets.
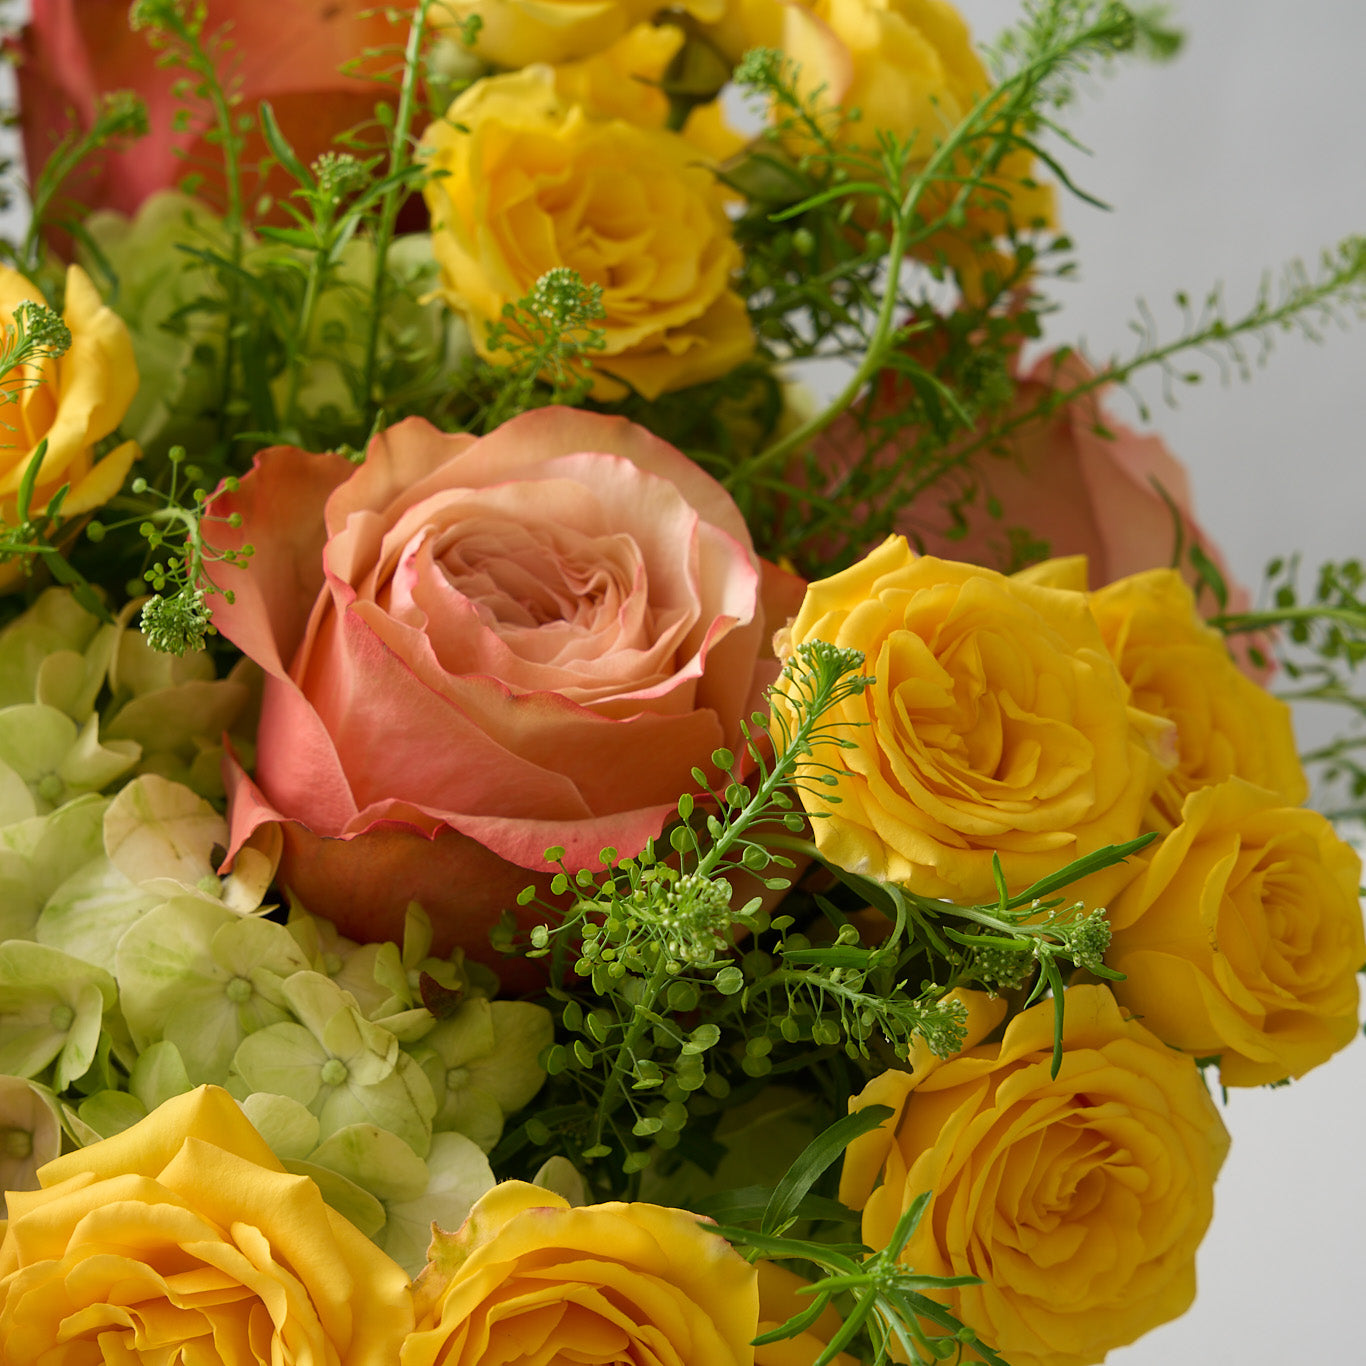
361,0,432,422
591,956,670,1148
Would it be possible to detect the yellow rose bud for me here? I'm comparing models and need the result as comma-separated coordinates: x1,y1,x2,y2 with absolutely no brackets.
423,66,754,402
0,263,139,589
1089,567,1308,827
777,537,1173,902
840,984,1230,1366
0,1085,413,1364
1108,777,1365,1086
403,1180,758,1364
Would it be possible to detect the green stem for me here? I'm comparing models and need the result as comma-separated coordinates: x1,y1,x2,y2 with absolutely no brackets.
361,0,433,422
592,956,671,1148
727,10,1123,490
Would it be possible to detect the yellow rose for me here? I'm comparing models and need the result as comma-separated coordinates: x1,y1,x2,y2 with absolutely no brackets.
423,66,754,401
1108,777,1365,1086
1089,568,1307,827
777,537,1172,902
705,0,1053,288
435,0,724,68
553,21,686,124
402,1181,758,1364
0,264,138,584
839,985,1230,1366
0,1085,413,1364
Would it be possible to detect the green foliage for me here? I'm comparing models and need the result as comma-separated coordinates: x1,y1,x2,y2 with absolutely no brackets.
704,1111,1011,1365
1216,556,1366,819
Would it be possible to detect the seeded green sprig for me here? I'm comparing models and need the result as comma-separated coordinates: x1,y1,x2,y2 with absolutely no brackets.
477,268,609,430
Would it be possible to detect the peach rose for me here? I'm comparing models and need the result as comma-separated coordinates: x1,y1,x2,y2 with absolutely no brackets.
868,350,1256,620
775,536,1172,902
402,1181,758,1365
0,1085,412,1365
14,0,401,226
206,409,799,964
0,263,139,589
1108,778,1365,1087
839,985,1230,1366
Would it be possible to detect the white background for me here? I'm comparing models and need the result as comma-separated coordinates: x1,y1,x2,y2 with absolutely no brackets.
4,1,1363,1362
952,3,1366,1364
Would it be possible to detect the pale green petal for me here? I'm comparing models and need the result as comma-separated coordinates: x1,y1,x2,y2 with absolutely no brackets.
434,1084,504,1153
35,622,117,721
308,1123,429,1203
371,1006,439,1044
0,1077,62,1215
103,773,228,895
105,678,250,777
76,1089,147,1140
380,1131,495,1278
400,902,434,969
241,1091,321,1161
0,589,105,709
61,716,140,796
231,1021,328,1106
286,903,358,978
115,897,231,1049
0,942,116,1081
0,759,37,825
37,856,161,972
110,615,218,697
128,1039,193,1113
282,1158,386,1240
464,1001,554,1114
54,980,111,1090
532,1155,589,1208
425,998,496,1068
330,941,408,1019
316,1051,435,1157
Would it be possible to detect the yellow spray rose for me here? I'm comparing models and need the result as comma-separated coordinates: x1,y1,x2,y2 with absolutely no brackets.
0,1085,413,1365
402,1180,758,1365
434,0,724,68
1089,567,1307,827
776,537,1173,902
1108,777,1365,1086
840,985,1230,1366
0,264,138,583
705,0,1053,285
423,66,754,401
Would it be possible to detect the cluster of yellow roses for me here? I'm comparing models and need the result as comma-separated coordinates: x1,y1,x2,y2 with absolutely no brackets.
422,0,1051,397
777,536,1364,1363
0,1085,831,1365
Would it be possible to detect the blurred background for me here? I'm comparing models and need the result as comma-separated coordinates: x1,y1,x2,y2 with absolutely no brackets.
1,2,1362,1362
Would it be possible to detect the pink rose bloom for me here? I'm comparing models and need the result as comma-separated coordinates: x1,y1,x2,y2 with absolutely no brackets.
819,349,1266,674
14,0,403,227
207,410,802,968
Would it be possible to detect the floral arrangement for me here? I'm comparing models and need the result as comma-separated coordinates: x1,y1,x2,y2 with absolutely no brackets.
0,1,1362,1363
